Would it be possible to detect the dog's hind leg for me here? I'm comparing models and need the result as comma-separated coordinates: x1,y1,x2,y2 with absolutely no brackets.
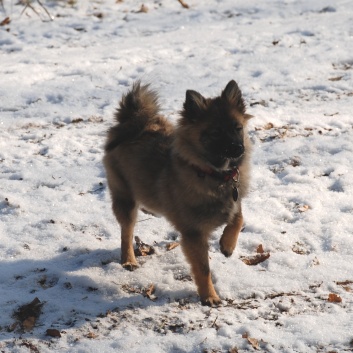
220,207,243,258
112,195,138,271
181,231,221,306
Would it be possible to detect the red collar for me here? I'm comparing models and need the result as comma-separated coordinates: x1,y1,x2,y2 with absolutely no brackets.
193,165,239,182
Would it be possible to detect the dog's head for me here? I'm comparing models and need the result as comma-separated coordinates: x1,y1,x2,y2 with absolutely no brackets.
177,80,253,170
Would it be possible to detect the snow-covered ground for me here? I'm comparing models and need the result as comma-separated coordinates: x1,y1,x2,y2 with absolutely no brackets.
1,0,353,352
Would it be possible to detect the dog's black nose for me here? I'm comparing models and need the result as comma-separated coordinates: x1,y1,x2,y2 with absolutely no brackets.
231,143,244,156
224,143,244,158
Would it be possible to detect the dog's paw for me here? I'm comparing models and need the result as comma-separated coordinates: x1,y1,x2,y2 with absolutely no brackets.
122,262,139,271
201,295,222,307
219,242,234,258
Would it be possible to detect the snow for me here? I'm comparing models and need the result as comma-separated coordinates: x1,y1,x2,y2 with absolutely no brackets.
1,0,353,352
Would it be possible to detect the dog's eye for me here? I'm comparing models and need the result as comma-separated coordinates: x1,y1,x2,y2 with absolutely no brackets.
232,124,243,132
231,122,243,132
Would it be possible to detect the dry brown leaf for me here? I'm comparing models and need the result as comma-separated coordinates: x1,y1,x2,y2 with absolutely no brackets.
250,101,268,108
46,328,61,338
121,284,140,294
134,236,155,256
264,122,274,130
143,284,157,301
23,316,36,331
241,253,270,266
136,4,148,13
247,337,260,350
328,293,342,303
336,280,353,292
0,17,11,26
298,204,310,212
292,242,309,255
228,347,239,353
14,297,43,331
256,244,264,254
328,76,343,81
166,242,180,251
19,341,40,353
336,280,353,286
86,332,98,339
310,257,320,267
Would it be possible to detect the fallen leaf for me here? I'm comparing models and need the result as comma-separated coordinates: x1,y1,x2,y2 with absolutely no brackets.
264,122,274,129
328,293,342,303
309,282,323,289
265,292,297,300
336,280,353,292
256,244,264,254
0,17,11,26
247,337,260,350
14,297,43,331
290,157,301,167
250,100,268,108
134,236,155,256
86,332,98,339
228,348,239,353
122,284,140,294
166,242,180,251
310,257,320,267
292,242,310,255
23,317,36,331
241,253,270,266
328,76,343,81
143,284,157,301
272,40,280,46
46,328,61,337
298,204,310,212
136,4,148,13
19,341,40,353
93,12,104,19
336,280,353,286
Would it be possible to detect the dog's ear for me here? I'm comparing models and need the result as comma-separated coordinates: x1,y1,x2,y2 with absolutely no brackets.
183,90,207,120
244,114,254,120
221,80,245,113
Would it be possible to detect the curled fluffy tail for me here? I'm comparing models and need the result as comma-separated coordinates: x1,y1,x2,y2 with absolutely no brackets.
115,81,160,123
105,81,160,151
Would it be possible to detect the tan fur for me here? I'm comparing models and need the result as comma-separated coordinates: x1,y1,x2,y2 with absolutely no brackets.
103,80,253,306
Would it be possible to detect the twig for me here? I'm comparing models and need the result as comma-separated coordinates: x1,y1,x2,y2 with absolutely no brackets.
0,0,6,14
211,315,218,328
20,0,53,22
178,0,189,9
36,0,53,20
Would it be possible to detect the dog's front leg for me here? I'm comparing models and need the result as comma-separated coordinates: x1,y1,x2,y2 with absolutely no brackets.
220,206,243,257
181,231,221,306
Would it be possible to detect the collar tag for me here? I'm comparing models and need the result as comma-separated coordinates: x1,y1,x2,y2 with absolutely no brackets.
231,169,240,202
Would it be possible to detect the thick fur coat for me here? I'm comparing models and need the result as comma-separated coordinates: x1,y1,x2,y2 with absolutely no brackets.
103,80,252,305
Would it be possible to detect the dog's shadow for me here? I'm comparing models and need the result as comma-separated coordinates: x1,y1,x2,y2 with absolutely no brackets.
1,245,194,340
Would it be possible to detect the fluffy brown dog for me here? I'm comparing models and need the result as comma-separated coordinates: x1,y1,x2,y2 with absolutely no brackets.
103,80,253,306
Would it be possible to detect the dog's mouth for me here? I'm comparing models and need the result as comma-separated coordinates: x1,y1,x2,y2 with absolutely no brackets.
205,150,244,170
